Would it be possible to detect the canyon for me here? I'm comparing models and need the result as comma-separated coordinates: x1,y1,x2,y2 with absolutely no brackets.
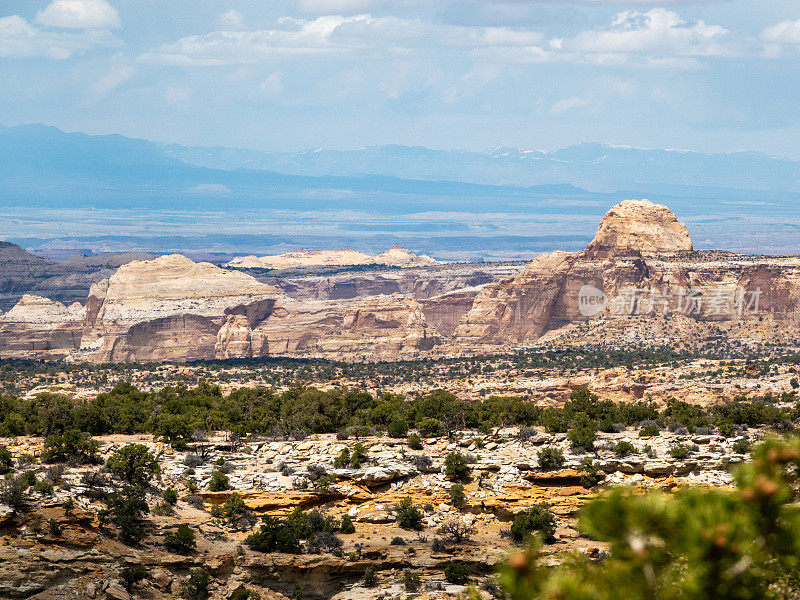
0,199,797,364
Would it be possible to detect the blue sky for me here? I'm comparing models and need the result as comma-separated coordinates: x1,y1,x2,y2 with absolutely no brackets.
2,0,800,157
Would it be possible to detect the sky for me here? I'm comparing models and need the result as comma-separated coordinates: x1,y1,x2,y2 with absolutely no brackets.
2,0,800,157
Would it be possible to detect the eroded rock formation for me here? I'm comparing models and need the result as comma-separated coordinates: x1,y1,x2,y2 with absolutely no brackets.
453,200,800,349
78,255,281,362
0,295,85,359
0,199,798,363
226,245,437,270
584,198,693,257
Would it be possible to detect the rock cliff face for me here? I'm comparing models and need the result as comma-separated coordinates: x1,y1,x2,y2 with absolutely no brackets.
255,296,439,359
78,255,281,362
1,200,798,363
0,295,85,359
454,200,800,348
271,263,514,301
584,198,693,257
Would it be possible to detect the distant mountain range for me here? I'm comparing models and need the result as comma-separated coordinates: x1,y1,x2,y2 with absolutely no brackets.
161,139,800,195
3,123,800,199
1,123,799,258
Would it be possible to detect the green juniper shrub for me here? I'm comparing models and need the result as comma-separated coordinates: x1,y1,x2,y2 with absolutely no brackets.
155,414,193,450
403,570,421,592
23,470,37,486
42,430,99,464
183,568,211,600
164,523,196,554
538,447,565,471
0,474,28,509
120,565,149,593
717,420,737,438
444,561,471,584
670,443,691,460
350,443,368,468
106,444,160,487
340,513,356,534
208,469,230,491
246,515,302,554
732,438,752,454
449,483,466,506
363,566,377,588
222,492,247,521
407,433,423,450
568,414,597,451
613,441,637,458
163,487,178,505
510,504,556,544
101,485,149,545
229,585,259,600
33,479,53,495
393,497,425,530
578,457,605,489
417,418,441,438
48,518,62,537
444,451,470,482
0,446,13,475
387,419,409,438
333,448,351,468
639,424,660,437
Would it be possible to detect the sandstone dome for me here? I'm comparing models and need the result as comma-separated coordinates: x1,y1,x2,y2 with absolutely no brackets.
584,199,693,257
373,245,437,267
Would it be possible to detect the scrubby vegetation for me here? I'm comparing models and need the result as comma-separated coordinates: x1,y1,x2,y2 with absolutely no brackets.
1,383,793,446
500,436,800,600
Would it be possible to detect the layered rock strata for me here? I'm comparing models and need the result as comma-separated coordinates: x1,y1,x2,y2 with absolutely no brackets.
77,255,281,362
0,295,85,359
454,200,800,348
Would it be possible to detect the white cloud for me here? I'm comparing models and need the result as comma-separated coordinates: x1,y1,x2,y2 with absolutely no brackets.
139,8,737,71
217,9,245,31
762,19,800,45
90,62,135,97
296,0,385,13
0,14,120,59
139,15,544,65
166,86,191,104
260,72,284,95
35,0,121,29
561,9,732,61
551,96,591,115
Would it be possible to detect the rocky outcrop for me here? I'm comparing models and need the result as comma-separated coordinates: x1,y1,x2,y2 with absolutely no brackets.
2,199,799,363
584,199,692,257
454,201,800,348
226,245,437,270
453,252,578,344
271,263,514,302
371,244,437,267
78,255,280,362
0,295,85,359
257,295,440,359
